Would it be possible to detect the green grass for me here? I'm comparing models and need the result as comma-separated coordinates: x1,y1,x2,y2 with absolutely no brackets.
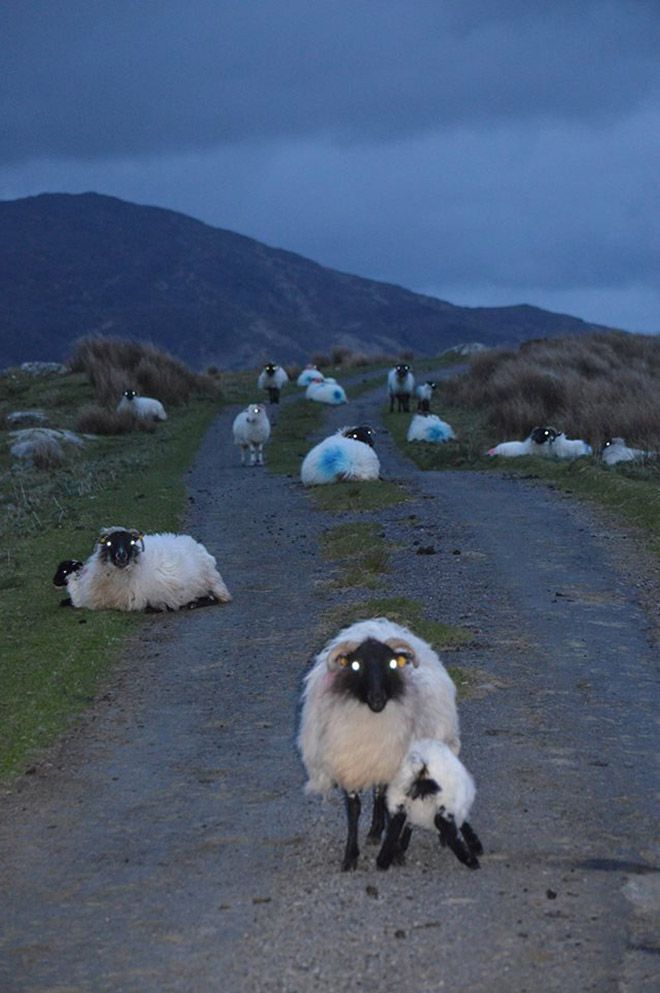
320,521,389,589
310,479,410,512
0,370,220,778
266,399,325,475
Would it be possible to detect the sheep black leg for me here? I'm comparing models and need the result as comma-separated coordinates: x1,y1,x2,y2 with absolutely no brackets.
342,791,361,871
434,814,480,869
366,786,387,843
460,820,484,857
376,810,407,870
59,597,73,607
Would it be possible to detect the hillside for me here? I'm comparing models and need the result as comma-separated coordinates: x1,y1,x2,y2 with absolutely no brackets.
0,192,608,369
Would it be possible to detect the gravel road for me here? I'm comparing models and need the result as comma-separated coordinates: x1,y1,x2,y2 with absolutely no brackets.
1,374,658,993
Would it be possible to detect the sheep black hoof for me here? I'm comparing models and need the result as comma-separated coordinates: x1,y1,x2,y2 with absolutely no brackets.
342,857,359,871
465,855,480,870
59,597,73,608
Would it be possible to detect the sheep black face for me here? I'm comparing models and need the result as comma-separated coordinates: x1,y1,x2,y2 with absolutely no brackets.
342,425,376,448
264,363,277,376
395,363,410,379
97,529,144,569
53,559,84,587
530,425,558,446
332,638,411,713
122,389,137,400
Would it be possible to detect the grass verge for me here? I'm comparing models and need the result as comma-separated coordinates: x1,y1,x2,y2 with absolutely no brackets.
320,521,388,589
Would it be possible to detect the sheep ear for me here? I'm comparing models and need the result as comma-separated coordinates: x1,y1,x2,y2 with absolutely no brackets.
327,642,357,670
386,640,418,667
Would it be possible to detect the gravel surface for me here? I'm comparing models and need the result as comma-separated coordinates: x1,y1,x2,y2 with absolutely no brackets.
1,373,658,993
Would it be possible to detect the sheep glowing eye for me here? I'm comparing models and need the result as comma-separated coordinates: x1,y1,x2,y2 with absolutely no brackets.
389,658,398,670
390,654,409,668
105,541,112,547
351,660,361,672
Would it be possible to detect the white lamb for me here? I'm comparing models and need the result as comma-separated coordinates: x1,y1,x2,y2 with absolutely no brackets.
305,380,348,405
232,403,271,466
388,364,415,413
376,739,483,871
407,413,456,443
300,426,379,485
601,437,654,466
54,527,232,612
487,425,556,457
117,390,167,421
415,381,437,413
298,617,459,870
297,365,322,387
547,432,592,459
257,363,289,403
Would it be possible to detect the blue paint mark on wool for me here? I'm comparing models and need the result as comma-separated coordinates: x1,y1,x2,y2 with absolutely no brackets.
333,388,343,402
318,445,349,480
428,423,451,442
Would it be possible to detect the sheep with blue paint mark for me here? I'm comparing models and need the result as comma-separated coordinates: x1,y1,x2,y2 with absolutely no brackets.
301,425,379,485
298,617,460,870
258,363,289,404
407,413,456,443
305,380,348,405
297,365,322,387
377,738,483,870
54,526,231,612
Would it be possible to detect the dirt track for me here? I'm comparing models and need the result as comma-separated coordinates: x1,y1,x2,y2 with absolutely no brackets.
1,375,658,992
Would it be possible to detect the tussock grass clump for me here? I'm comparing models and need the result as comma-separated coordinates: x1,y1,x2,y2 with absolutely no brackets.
70,335,217,407
445,332,660,449
75,404,156,435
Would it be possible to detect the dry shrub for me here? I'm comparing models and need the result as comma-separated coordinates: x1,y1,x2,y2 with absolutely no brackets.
70,336,211,405
311,352,332,368
30,437,66,470
76,404,156,435
446,332,660,448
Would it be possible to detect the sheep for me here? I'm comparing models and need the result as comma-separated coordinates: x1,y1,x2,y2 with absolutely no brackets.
487,425,557,458
407,413,456,443
547,432,592,460
601,437,654,466
387,364,415,413
54,526,232,612
296,365,322,387
376,738,483,871
300,425,379,486
415,381,437,413
298,617,459,870
305,380,348,405
117,390,167,422
257,363,289,404
232,403,271,466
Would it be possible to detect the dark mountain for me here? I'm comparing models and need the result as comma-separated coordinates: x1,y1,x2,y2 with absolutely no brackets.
0,192,609,369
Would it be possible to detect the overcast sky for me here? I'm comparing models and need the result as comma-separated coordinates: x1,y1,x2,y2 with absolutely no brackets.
2,0,659,332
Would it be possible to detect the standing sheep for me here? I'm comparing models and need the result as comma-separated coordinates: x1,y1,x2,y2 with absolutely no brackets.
232,403,271,466
258,363,289,404
298,617,459,870
300,425,379,486
407,413,456,443
117,390,167,422
387,364,415,413
415,381,437,413
54,526,232,611
376,738,483,871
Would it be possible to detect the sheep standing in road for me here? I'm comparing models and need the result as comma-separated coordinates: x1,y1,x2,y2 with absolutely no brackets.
300,425,379,485
232,403,271,466
376,738,483,871
117,390,167,422
54,527,231,611
258,363,289,404
388,364,415,412
298,617,459,870
407,413,456,443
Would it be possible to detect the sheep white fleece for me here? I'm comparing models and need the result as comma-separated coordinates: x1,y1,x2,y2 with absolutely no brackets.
487,433,551,457
66,532,232,611
407,413,456,443
232,403,271,465
257,365,289,391
297,366,322,387
386,738,476,830
601,437,652,466
305,381,348,405
301,433,380,485
298,617,460,796
547,433,592,459
387,368,415,401
117,394,167,421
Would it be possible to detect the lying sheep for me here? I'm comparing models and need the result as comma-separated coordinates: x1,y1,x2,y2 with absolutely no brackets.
388,364,415,413
258,363,289,404
377,738,483,871
487,425,556,457
601,437,654,466
54,526,232,612
547,432,592,459
415,381,437,413
117,390,167,422
298,617,459,870
407,413,456,443
232,403,271,466
305,380,348,405
300,425,379,485
296,365,322,387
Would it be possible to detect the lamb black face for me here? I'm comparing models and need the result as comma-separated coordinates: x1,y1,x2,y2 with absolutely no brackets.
53,559,83,587
99,530,143,569
342,425,375,448
333,638,410,713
